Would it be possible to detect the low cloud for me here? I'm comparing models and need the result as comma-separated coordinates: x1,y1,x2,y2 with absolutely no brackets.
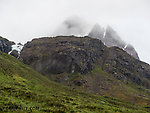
53,16,91,36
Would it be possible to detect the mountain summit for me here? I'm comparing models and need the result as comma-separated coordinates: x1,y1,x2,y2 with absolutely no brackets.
88,24,139,59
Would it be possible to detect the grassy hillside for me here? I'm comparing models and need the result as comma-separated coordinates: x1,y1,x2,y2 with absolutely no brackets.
0,51,150,113
48,66,150,106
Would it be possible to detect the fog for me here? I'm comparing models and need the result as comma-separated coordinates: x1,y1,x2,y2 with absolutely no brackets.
0,0,150,64
53,16,91,36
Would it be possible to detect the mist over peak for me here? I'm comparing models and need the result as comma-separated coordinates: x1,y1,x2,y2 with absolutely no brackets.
88,24,139,59
88,24,104,39
52,16,140,60
53,17,91,36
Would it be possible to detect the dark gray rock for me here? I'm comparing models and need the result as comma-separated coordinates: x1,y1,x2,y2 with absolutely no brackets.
0,36,12,53
10,50,19,58
124,44,139,59
20,36,150,89
20,36,106,74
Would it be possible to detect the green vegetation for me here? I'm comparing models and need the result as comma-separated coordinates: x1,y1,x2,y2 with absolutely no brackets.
53,66,150,106
91,67,110,76
0,51,150,112
89,67,150,105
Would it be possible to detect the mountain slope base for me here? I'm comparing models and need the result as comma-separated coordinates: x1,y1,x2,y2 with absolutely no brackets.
0,52,150,112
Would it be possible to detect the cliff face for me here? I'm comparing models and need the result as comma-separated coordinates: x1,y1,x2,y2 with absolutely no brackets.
20,36,150,89
0,36,13,53
88,25,139,59
102,47,150,88
20,36,106,74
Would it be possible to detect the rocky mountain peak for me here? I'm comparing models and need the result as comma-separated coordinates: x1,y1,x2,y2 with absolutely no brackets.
104,25,126,48
88,24,139,60
88,23,104,39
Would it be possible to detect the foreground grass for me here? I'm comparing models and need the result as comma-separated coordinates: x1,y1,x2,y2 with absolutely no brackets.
0,52,150,113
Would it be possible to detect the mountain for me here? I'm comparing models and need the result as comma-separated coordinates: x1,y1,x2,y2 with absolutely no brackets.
88,23,105,39
20,36,150,105
88,24,139,59
1,49,150,112
0,36,23,58
0,36,14,53
9,43,24,58
20,36,106,74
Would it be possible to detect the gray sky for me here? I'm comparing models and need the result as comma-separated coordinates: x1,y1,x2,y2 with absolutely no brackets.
0,0,150,64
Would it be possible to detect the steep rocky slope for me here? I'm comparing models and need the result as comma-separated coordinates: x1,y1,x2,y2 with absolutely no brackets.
0,36,14,53
20,36,149,87
0,36,23,58
88,25,139,59
20,36,150,104
20,36,106,74
1,51,150,112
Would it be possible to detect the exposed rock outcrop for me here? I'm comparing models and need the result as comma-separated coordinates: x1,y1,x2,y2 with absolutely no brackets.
0,36,13,53
20,36,150,89
20,36,106,74
10,50,19,58
124,44,139,59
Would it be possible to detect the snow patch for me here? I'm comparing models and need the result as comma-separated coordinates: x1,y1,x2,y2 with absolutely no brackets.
103,28,106,38
8,43,24,57
123,44,128,50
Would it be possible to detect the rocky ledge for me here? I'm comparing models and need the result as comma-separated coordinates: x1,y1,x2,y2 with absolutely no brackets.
0,36,14,53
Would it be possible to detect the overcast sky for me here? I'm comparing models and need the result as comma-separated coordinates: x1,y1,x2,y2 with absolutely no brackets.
0,0,150,64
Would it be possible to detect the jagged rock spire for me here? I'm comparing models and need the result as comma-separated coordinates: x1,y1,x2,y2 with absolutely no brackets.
104,26,126,48
88,23,104,39
88,24,139,60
